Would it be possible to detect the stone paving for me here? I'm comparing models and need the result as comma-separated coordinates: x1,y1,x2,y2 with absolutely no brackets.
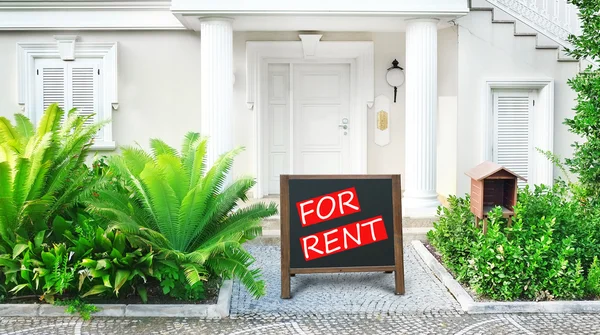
1,314,600,334
231,244,461,317
1,244,600,334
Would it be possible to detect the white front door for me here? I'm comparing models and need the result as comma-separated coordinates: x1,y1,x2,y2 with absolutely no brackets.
292,63,351,174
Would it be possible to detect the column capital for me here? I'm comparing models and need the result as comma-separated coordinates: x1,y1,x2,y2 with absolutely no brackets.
198,17,234,25
405,18,440,26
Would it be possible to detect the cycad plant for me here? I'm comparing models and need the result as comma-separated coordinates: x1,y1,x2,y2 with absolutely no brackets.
87,133,277,298
0,104,107,248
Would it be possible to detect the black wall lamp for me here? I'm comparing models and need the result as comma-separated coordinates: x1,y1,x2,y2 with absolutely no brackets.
386,59,405,103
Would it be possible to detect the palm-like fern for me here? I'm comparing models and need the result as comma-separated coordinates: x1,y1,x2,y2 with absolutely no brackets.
87,133,277,298
0,104,107,248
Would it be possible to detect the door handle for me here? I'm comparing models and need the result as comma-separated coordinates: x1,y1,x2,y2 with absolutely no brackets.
338,124,348,130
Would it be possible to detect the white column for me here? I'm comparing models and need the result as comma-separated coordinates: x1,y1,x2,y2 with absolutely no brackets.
200,18,233,168
403,19,440,217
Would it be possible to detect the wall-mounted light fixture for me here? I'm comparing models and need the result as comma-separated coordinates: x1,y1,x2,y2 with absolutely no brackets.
386,59,405,103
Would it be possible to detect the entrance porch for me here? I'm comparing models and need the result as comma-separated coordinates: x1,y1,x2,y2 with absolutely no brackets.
178,1,469,217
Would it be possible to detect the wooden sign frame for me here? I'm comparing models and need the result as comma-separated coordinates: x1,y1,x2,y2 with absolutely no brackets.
280,174,404,299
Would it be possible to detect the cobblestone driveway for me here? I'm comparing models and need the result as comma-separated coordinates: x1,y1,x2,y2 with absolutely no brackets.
1,244,600,334
1,314,600,334
231,245,461,317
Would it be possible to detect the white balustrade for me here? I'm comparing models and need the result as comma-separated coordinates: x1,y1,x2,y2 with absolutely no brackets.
484,0,581,47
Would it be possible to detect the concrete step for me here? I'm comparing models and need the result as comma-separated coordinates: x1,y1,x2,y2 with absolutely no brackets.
258,216,435,244
261,216,435,231
250,227,432,246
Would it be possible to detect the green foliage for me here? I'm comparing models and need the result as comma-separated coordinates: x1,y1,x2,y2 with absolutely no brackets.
426,196,476,281
0,214,154,303
87,133,277,298
586,257,600,297
564,0,600,196
0,104,108,248
57,298,98,320
154,259,205,300
429,183,600,301
0,104,270,305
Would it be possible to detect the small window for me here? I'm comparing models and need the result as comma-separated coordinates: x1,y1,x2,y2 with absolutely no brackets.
492,89,535,187
34,58,106,143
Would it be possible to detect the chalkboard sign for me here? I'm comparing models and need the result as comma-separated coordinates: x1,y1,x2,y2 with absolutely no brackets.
280,175,404,299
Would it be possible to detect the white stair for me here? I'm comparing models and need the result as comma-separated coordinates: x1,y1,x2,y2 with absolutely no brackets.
468,0,579,63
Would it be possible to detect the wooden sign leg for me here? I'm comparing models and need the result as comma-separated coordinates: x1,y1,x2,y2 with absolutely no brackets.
280,175,291,299
281,271,291,299
392,175,405,295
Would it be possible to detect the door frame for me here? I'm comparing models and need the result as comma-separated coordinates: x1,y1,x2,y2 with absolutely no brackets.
246,40,374,198
482,78,554,186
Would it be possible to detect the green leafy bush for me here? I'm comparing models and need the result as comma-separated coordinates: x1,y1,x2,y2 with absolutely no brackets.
429,182,600,301
0,106,153,305
57,298,99,320
427,196,476,281
586,257,600,297
0,104,107,248
87,133,277,298
564,0,600,197
154,259,206,301
0,214,154,303
0,104,271,311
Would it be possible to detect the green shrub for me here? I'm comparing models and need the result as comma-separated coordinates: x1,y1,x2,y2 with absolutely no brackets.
57,298,98,320
427,195,476,281
0,104,108,248
0,214,154,303
154,259,205,301
87,133,277,298
564,0,600,197
429,182,600,301
586,257,600,297
0,106,153,304
0,105,273,306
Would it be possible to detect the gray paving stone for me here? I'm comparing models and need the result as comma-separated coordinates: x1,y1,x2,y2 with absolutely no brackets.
1,314,600,334
230,244,461,317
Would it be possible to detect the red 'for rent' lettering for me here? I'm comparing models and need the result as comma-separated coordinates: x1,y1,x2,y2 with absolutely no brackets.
299,215,387,261
296,187,361,227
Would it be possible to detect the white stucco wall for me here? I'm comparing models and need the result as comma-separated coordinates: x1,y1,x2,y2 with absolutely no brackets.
0,31,203,153
455,12,580,195
0,29,456,193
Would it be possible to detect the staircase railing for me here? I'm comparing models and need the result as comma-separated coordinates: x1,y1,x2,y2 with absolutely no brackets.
482,0,581,48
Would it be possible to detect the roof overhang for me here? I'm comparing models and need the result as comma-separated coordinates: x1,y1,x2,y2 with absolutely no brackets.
0,1,185,30
171,0,470,32
0,0,469,31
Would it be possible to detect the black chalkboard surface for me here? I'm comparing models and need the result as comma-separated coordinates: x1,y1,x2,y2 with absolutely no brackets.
280,175,404,299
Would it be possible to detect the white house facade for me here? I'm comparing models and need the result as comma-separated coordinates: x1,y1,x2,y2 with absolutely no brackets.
0,0,584,217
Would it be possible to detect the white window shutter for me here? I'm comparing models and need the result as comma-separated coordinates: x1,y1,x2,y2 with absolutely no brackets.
35,58,105,143
35,59,67,123
31,52,114,151
69,62,100,128
493,90,533,187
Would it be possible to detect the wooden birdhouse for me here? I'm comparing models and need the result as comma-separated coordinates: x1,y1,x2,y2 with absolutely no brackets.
465,161,526,234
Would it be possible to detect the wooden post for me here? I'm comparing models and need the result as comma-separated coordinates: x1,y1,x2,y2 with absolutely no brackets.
475,217,480,228
280,175,291,299
483,217,488,235
392,175,405,295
